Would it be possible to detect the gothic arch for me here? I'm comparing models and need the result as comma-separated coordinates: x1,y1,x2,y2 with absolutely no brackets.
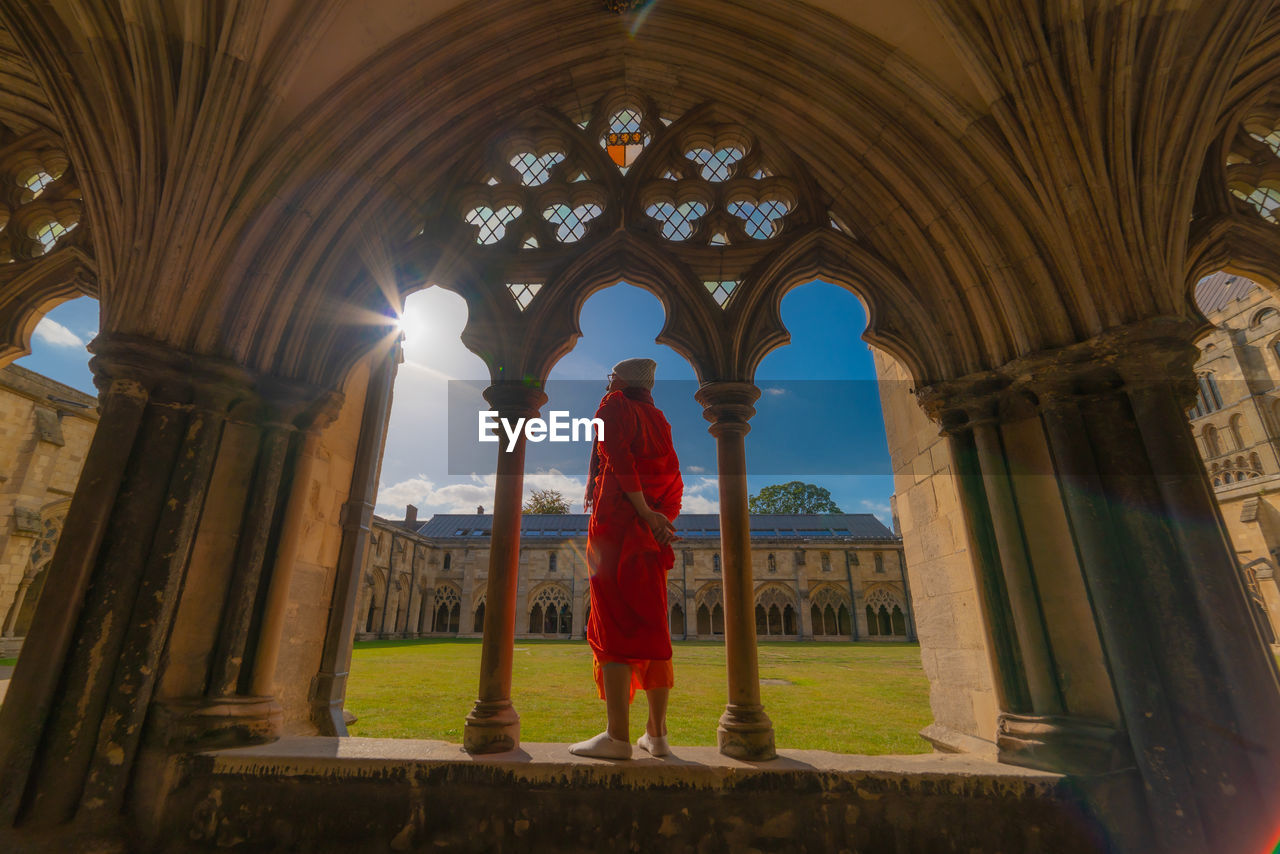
432,582,462,634
754,582,798,637
527,582,572,635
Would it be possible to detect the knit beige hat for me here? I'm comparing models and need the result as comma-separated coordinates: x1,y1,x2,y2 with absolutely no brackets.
611,357,657,390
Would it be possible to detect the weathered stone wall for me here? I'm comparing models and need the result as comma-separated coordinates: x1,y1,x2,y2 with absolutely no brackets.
0,365,97,655
147,739,1114,854
872,349,997,752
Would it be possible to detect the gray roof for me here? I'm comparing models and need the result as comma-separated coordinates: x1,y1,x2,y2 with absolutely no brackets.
1195,272,1258,315
413,513,897,541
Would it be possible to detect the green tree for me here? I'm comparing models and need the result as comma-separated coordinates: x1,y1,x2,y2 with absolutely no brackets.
748,481,841,514
523,488,571,514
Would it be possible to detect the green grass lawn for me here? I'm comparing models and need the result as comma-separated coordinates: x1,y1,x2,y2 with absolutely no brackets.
346,639,932,754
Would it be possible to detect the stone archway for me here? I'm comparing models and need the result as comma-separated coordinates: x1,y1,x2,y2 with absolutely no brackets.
0,3,1277,851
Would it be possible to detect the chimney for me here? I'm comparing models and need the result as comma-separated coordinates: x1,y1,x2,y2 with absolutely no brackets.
405,504,418,525
477,505,484,515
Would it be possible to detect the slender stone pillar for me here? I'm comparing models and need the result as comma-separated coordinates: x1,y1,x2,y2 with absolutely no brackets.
463,382,546,754
696,381,775,760
0,576,33,637
311,345,399,735
968,419,1063,715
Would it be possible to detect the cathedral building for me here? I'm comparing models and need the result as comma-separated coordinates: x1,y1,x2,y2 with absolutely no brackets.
0,365,95,657
357,508,912,644
1188,273,1280,642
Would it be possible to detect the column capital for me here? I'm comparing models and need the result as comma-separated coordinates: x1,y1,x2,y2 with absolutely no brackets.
482,381,548,420
695,381,760,438
88,333,343,431
917,317,1202,431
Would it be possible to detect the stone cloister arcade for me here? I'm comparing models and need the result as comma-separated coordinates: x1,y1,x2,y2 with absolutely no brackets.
0,2,1278,851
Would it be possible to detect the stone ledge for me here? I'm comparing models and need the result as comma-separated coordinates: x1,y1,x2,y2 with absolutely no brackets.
146,737,1119,852
207,736,1022,778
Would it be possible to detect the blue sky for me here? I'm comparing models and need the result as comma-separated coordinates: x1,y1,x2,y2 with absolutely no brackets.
16,282,897,527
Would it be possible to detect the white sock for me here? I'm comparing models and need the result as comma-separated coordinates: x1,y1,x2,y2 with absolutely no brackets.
569,731,632,759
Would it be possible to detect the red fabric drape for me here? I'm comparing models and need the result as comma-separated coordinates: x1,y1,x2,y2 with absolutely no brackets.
585,388,683,673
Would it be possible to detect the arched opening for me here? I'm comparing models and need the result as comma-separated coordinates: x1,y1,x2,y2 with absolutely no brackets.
670,603,684,636
473,602,485,633
1,297,98,656
891,605,907,637
697,605,711,635
528,604,543,635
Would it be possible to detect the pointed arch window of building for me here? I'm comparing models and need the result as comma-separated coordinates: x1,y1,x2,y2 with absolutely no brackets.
712,553,721,573
1189,373,1224,418
443,553,451,571
1204,425,1222,458
767,553,776,573
821,552,831,572
548,552,557,572
874,553,885,573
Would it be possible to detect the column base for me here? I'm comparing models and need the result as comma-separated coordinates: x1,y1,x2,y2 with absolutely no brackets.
463,699,520,754
997,713,1131,775
147,696,283,751
309,670,349,736
717,703,776,761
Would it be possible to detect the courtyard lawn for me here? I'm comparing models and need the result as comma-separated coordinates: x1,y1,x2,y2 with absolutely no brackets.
346,639,932,754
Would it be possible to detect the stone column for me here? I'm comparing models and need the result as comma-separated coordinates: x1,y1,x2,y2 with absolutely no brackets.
310,344,398,735
0,575,33,637
463,382,546,754
921,319,1280,854
695,382,775,760
0,335,337,829
967,416,1064,716
793,573,814,640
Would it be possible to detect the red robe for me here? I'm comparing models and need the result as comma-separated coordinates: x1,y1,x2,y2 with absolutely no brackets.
585,388,683,697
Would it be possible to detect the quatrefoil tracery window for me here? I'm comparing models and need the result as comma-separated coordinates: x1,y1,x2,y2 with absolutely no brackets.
1226,109,1280,225
0,133,82,264
444,95,827,313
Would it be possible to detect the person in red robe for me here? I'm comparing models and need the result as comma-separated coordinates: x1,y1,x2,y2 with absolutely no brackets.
569,358,683,760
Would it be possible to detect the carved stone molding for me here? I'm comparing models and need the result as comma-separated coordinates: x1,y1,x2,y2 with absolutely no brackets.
88,334,343,433
695,381,760,439
917,317,1202,432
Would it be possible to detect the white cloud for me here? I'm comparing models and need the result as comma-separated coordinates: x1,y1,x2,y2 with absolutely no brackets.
376,470,722,518
860,499,893,527
32,317,84,349
376,469,592,518
761,386,788,397
681,477,720,514
686,465,706,474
